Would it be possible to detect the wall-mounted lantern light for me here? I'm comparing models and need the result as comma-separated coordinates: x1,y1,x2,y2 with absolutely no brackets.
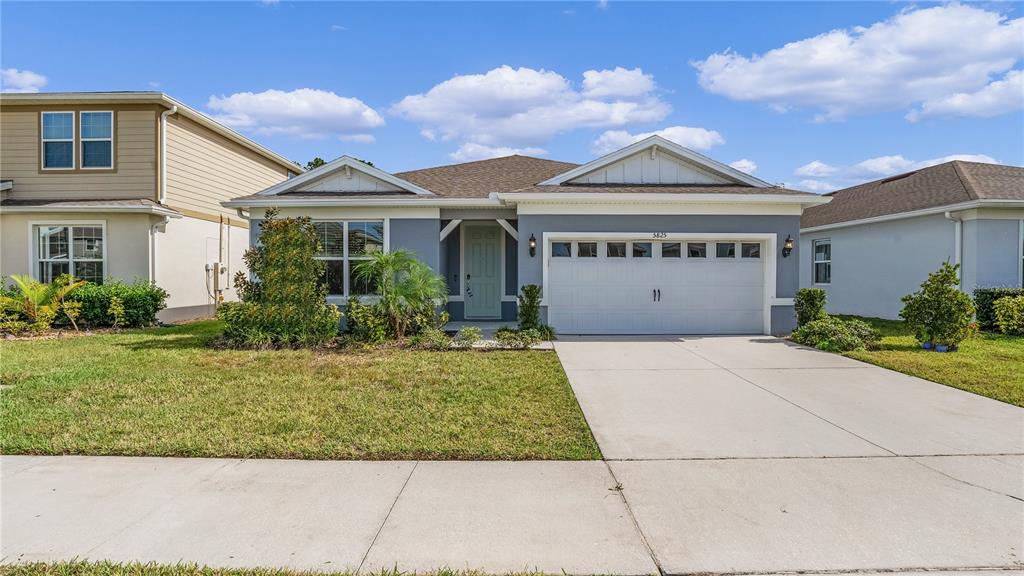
782,235,794,258
528,234,537,257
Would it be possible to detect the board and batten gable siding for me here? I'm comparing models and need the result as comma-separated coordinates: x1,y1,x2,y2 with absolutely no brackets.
568,150,732,185
164,113,291,222
0,106,157,199
298,169,404,193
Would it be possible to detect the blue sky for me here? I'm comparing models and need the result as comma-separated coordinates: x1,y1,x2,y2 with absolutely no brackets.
2,1,1022,191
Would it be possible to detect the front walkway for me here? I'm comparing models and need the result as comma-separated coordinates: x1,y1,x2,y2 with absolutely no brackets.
2,336,1022,574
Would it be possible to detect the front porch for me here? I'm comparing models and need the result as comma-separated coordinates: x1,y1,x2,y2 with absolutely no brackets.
439,215,520,322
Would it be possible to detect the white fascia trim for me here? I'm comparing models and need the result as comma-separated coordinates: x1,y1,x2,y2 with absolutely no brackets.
538,135,772,188
254,156,433,197
498,192,830,205
223,197,502,209
799,199,1024,233
2,205,183,218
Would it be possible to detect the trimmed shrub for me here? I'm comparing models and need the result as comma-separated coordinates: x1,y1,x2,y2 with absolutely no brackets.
220,209,341,348
495,327,543,349
67,280,168,328
993,295,1024,336
794,288,828,327
517,284,543,330
974,287,1024,331
792,316,880,352
410,326,453,350
900,263,975,347
454,326,483,348
534,324,556,341
345,297,391,343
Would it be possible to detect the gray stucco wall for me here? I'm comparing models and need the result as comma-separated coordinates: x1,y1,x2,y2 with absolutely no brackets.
962,219,1022,292
516,214,801,334
800,214,955,319
390,219,440,271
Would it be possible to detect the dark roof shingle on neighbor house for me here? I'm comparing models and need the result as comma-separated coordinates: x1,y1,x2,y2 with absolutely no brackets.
394,155,579,197
801,161,1024,229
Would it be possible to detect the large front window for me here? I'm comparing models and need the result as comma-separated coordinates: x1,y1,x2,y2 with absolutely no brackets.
813,239,831,284
313,221,384,297
41,112,74,169
35,224,105,283
80,111,113,169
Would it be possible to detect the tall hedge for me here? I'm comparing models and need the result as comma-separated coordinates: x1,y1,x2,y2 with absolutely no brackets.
974,287,1024,330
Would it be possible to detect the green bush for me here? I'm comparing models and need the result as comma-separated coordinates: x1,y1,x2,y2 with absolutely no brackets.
993,295,1024,336
2,274,89,332
352,249,447,339
495,327,542,349
67,280,168,328
534,324,557,341
900,262,975,347
344,297,391,343
792,316,880,352
974,287,1024,330
410,326,453,350
220,209,340,348
454,325,483,348
518,284,543,330
794,288,828,327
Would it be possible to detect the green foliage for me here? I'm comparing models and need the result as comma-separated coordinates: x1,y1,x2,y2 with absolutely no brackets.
107,296,127,329
221,209,340,348
0,274,87,332
993,295,1024,336
61,300,83,331
304,157,326,171
67,280,168,328
352,249,447,339
794,287,828,327
534,324,556,341
454,325,482,348
517,284,543,330
411,326,453,350
344,297,391,343
973,287,1024,330
495,327,543,349
792,316,880,352
900,262,975,347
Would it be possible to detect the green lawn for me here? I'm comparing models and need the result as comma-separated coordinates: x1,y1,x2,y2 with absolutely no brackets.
837,315,1024,407
0,321,600,460
0,562,531,576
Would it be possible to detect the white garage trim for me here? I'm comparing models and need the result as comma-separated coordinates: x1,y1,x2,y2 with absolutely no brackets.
541,232,778,334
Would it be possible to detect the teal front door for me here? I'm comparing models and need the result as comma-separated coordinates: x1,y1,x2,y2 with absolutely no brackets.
464,223,502,319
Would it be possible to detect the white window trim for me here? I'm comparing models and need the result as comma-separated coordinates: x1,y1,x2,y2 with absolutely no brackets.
79,111,114,170
812,238,832,285
312,218,389,305
541,232,778,335
27,220,108,282
40,111,75,170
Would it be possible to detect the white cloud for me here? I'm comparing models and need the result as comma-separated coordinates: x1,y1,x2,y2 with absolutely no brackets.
591,125,724,155
582,67,655,99
793,152,999,192
392,65,670,153
795,160,838,177
1,68,47,93
693,4,1024,121
330,24,346,32
207,88,384,140
339,134,375,143
908,69,1024,122
729,159,757,174
596,0,609,9
449,143,547,162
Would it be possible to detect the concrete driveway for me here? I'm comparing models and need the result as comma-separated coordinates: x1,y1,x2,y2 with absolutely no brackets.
556,335,1024,574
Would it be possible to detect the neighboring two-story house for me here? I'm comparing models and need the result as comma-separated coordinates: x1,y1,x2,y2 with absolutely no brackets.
0,92,300,321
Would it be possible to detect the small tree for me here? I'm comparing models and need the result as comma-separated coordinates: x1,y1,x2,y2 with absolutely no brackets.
900,262,975,348
221,208,340,347
352,249,447,339
794,288,828,327
518,285,542,330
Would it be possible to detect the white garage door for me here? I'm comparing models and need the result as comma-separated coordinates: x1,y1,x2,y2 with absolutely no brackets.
547,238,767,334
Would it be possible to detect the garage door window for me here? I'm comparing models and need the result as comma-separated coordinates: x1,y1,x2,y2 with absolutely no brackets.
632,242,652,258
687,242,706,258
577,242,597,258
741,243,761,258
551,242,571,257
661,242,681,258
716,242,736,258
607,242,626,258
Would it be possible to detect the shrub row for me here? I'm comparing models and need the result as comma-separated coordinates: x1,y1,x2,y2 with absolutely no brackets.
66,281,168,328
973,287,1024,331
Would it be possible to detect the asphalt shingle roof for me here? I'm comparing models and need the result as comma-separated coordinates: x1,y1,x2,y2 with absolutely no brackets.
394,155,579,198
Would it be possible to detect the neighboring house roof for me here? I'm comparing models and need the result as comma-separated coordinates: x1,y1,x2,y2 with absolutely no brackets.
0,91,301,174
0,197,183,218
395,156,579,198
510,184,816,196
801,161,1024,229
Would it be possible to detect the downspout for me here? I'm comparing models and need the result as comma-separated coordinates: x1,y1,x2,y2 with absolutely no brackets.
159,105,178,204
945,210,962,289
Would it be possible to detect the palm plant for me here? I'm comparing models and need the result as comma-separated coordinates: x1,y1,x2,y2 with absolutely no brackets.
353,249,447,338
1,274,87,330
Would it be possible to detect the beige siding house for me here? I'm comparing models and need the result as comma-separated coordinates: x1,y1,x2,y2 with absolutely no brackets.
0,92,300,321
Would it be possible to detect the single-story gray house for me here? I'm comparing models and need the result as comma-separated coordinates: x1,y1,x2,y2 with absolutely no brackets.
800,161,1024,319
225,136,829,335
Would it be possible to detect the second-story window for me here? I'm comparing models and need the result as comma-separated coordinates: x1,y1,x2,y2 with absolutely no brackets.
41,112,74,169
80,112,113,169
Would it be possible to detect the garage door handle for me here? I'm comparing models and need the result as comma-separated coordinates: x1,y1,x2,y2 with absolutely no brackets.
652,289,656,302
657,289,661,302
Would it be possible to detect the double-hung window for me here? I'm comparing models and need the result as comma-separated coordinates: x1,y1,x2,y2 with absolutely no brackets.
34,224,105,283
813,239,831,284
313,221,385,297
80,112,113,169
41,112,74,169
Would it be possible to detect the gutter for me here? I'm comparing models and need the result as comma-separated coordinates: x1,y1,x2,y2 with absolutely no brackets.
149,216,170,283
159,105,178,204
0,205,183,218
221,197,505,209
945,210,964,290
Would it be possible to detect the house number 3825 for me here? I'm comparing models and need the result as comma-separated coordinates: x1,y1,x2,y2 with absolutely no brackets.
652,232,668,239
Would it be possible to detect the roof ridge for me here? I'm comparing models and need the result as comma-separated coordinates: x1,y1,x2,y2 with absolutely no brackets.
395,154,576,175
949,160,980,200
